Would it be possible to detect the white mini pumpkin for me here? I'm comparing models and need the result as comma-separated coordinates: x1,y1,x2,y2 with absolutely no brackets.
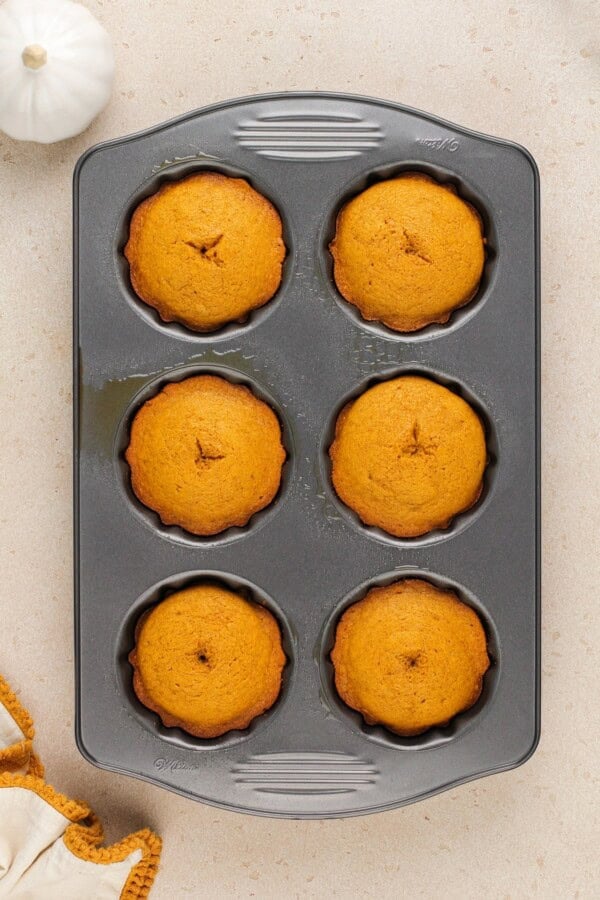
0,0,114,143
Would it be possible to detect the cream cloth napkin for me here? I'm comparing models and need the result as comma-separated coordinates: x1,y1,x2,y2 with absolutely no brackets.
0,676,161,899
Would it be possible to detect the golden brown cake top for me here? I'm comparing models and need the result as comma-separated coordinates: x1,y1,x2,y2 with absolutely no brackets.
331,578,490,736
125,374,286,536
125,172,286,332
329,375,487,538
329,172,485,332
129,584,286,739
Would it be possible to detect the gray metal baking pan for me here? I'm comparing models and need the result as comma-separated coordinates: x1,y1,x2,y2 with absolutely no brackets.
73,91,540,818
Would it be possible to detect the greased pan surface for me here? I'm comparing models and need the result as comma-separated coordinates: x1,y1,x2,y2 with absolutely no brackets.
74,92,540,818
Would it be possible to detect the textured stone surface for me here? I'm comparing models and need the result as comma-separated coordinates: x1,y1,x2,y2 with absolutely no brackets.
0,0,598,896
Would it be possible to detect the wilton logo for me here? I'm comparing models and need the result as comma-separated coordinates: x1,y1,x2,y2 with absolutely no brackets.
154,757,198,773
415,137,459,152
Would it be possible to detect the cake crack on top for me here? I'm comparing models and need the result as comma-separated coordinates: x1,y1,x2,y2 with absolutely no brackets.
196,650,214,669
194,438,225,467
184,233,225,267
399,421,437,458
399,228,432,265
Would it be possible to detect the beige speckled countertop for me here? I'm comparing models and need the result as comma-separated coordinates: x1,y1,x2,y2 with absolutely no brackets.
1,1,599,896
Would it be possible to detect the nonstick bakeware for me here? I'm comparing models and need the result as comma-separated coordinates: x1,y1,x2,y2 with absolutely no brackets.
74,92,540,818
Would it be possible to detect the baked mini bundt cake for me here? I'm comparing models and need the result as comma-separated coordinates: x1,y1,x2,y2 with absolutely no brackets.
130,583,286,738
125,172,286,331
329,375,487,538
329,172,485,331
331,578,490,736
126,374,286,536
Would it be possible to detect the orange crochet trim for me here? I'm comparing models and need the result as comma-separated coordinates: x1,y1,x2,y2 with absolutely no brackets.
64,810,105,846
27,750,45,778
0,738,30,773
120,830,162,900
0,675,162,897
0,775,161,895
0,772,91,821
0,674,35,740
64,820,161,899
0,673,43,777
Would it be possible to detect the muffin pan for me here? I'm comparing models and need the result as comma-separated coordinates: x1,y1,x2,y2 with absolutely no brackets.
74,92,540,818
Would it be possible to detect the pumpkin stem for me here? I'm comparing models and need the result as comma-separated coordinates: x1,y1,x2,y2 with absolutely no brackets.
22,44,47,70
